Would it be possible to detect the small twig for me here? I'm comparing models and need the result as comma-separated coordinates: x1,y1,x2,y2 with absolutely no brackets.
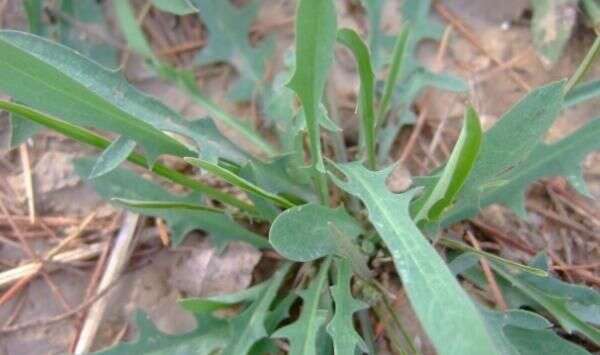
428,97,457,158
19,144,35,224
471,219,536,255
74,212,140,355
548,250,600,286
526,202,598,240
3,292,26,327
0,277,122,334
157,39,204,57
0,242,105,288
552,262,600,271
155,217,170,247
398,108,428,164
465,231,508,311
472,49,532,85
434,25,453,72
71,232,113,353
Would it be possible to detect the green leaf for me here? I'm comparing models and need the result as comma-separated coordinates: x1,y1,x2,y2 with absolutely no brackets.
9,111,41,148
326,258,368,355
377,25,410,124
241,156,316,204
412,107,482,223
185,157,296,209
582,0,600,27
531,0,577,67
288,0,337,175
377,110,415,164
564,79,600,108
74,158,269,249
221,263,292,355
186,118,250,165
401,0,444,73
0,100,255,213
272,258,332,355
111,198,223,214
96,311,229,355
481,308,591,355
490,255,600,345
269,203,362,262
359,0,386,70
89,137,136,179
190,0,273,101
0,30,194,164
59,0,118,68
152,0,197,15
23,0,44,35
441,81,565,224
440,239,548,277
179,281,269,314
155,65,277,157
113,0,155,59
328,162,498,355
336,28,377,170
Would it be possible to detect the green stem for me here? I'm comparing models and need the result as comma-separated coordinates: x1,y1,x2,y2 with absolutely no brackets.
315,171,330,206
0,100,258,214
564,35,600,95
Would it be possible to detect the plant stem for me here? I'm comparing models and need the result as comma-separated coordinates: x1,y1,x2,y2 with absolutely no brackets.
0,100,258,214
564,35,600,95
315,171,330,206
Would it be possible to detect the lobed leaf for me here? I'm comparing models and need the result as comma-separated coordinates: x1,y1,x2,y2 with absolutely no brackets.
96,311,229,355
272,258,332,355
490,257,600,345
0,100,255,213
482,308,591,355
326,258,368,355
74,158,269,249
221,263,292,355
329,162,499,355
190,0,273,101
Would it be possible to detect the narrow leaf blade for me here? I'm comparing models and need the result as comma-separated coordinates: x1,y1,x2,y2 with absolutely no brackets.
329,162,499,355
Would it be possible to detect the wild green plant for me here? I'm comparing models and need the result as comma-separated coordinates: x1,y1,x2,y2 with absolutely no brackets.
1,0,600,354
